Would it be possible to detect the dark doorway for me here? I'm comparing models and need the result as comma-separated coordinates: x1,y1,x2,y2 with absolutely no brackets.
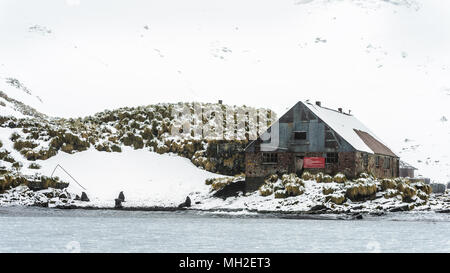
295,155,304,176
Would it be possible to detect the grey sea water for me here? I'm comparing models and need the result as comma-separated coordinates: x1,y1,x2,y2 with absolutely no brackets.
1,207,450,253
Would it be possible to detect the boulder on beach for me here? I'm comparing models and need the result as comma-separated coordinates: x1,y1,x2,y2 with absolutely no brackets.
114,199,123,209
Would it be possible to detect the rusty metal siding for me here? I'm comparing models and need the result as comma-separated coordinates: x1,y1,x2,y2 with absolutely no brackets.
256,102,356,154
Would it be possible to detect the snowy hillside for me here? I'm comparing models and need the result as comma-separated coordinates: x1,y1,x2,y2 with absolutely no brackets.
1,0,450,185
0,100,274,206
0,77,47,118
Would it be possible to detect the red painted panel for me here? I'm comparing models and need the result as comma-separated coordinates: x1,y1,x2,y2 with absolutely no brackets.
304,157,325,169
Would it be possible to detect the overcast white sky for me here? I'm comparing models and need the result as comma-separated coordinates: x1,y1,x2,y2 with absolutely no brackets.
0,0,449,151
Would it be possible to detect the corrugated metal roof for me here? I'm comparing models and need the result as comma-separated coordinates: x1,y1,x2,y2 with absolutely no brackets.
304,102,398,157
353,129,398,157
399,160,417,170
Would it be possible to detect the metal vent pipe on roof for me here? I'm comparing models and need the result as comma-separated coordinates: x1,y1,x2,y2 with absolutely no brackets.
315,101,321,107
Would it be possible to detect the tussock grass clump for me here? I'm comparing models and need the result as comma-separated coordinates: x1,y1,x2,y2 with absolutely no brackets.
284,183,304,196
359,173,370,179
259,174,305,198
28,163,41,169
266,174,279,184
345,183,377,202
10,132,20,142
205,178,215,185
22,148,57,161
417,190,429,201
323,174,333,183
211,180,228,191
315,172,324,183
12,161,23,170
323,187,335,195
381,179,397,191
383,189,400,199
0,149,11,160
301,171,314,181
397,183,417,203
207,174,244,191
333,173,347,183
95,143,112,152
274,190,288,199
121,133,144,150
412,182,432,195
326,194,346,205
210,177,232,191
111,144,122,153
315,173,333,183
50,133,90,153
259,183,273,197
281,173,304,187
13,140,38,151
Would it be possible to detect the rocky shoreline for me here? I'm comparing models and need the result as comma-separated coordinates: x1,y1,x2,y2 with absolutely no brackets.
2,173,450,218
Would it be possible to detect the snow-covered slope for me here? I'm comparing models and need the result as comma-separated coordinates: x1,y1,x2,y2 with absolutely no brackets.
0,77,47,118
0,125,224,207
36,147,223,207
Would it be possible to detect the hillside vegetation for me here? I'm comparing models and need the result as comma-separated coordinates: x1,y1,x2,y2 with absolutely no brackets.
0,102,275,182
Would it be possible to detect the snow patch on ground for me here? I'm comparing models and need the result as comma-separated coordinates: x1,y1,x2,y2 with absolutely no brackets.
34,147,224,207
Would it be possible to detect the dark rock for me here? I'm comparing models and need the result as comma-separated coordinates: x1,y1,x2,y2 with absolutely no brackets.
353,213,363,220
59,193,68,199
114,199,123,209
213,180,246,199
75,195,81,201
80,192,89,202
118,191,125,202
34,201,49,208
390,205,410,212
43,191,54,198
370,212,386,217
310,204,326,211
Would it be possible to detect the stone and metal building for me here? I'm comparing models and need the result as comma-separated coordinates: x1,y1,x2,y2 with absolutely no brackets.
399,161,417,178
245,101,400,189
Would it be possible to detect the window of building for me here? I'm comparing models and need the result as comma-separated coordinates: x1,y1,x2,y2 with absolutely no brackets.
324,126,339,149
384,157,391,169
326,153,339,164
262,153,278,164
375,156,380,168
293,131,307,140
363,153,369,167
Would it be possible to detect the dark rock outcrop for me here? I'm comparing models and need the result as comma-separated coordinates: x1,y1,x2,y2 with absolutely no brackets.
213,179,246,199
115,199,123,209
310,204,327,212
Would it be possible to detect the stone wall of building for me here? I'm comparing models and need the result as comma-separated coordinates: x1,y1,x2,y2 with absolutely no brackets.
245,151,399,180
245,152,294,178
354,152,399,178
245,151,358,179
